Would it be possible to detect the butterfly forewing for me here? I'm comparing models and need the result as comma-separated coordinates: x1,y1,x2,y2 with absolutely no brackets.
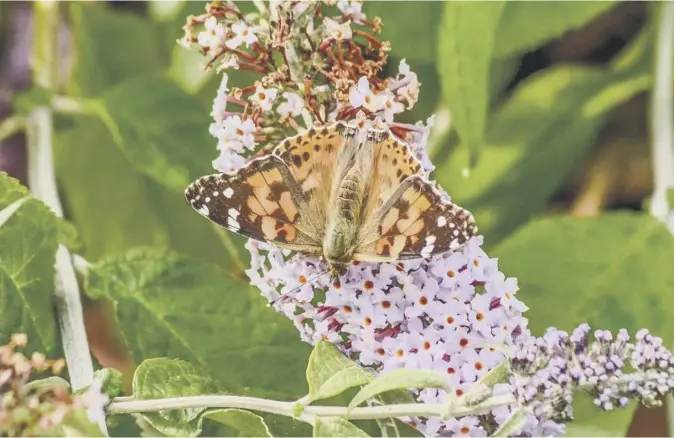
185,155,322,252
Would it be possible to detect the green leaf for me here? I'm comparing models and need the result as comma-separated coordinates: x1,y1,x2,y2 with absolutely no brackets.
0,195,29,229
203,409,271,437
133,358,219,436
564,393,637,437
306,341,373,403
313,417,370,438
494,212,673,433
95,73,215,193
0,173,59,355
494,2,617,58
68,3,166,97
363,2,442,63
54,114,239,267
348,369,449,411
93,368,124,399
24,376,71,393
133,358,272,437
86,248,310,399
50,410,106,437
492,406,529,437
437,28,653,246
437,1,505,164
494,212,674,345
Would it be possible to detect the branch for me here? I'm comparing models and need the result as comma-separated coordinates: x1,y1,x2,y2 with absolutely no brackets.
650,1,674,233
25,108,97,391
107,393,516,421
27,1,107,435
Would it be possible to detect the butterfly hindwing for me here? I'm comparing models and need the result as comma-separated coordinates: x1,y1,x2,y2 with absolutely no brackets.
355,175,477,261
185,155,323,253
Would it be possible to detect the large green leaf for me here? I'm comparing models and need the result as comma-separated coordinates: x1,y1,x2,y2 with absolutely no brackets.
54,114,241,268
437,1,505,164
313,417,370,438
0,173,59,355
97,73,215,193
306,341,373,403
85,248,310,398
494,2,617,58
131,358,270,437
68,3,167,97
364,2,442,63
494,212,674,344
436,28,653,247
494,212,673,434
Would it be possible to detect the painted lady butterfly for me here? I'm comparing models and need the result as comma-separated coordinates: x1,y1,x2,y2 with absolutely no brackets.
185,122,477,277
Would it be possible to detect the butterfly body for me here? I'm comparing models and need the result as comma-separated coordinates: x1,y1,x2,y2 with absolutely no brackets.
185,122,477,279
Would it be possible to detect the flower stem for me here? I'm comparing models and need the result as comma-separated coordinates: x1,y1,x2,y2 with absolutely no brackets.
649,1,674,233
107,393,515,422
27,2,107,435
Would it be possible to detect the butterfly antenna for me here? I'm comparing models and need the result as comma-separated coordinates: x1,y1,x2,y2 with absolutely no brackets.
267,270,331,307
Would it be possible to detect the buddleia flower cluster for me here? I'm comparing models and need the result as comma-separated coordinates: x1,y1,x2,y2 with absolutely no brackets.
0,334,109,436
179,2,673,436
505,325,674,425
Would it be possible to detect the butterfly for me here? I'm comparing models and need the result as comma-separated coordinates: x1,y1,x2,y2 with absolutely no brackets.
185,122,477,278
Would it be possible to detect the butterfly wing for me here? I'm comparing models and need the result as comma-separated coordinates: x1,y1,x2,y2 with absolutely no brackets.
354,133,476,261
185,155,323,254
272,122,355,238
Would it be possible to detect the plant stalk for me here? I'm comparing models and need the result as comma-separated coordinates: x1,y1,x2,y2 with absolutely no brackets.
650,1,674,233
28,2,108,435
107,393,516,422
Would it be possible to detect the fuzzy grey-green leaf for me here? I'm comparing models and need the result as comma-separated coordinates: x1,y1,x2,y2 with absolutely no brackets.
307,341,373,402
348,369,450,412
314,417,370,438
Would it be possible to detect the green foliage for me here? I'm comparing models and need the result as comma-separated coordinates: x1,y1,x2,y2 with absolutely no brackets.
84,248,310,397
0,174,60,355
494,212,674,345
436,27,654,247
306,341,373,403
437,1,505,164
348,369,450,412
93,368,124,399
495,212,674,433
50,410,106,437
313,417,370,438
494,2,618,58
68,3,167,97
364,2,442,63
96,73,215,193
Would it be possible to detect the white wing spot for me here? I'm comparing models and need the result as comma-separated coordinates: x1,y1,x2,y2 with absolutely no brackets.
197,205,209,216
449,222,456,229
228,217,240,231
437,216,447,227
213,191,219,197
195,195,201,201
224,187,234,198
452,229,459,237
425,235,436,245
205,197,211,203
228,208,240,219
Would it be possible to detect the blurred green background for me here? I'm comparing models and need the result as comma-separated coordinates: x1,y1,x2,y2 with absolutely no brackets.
0,1,672,436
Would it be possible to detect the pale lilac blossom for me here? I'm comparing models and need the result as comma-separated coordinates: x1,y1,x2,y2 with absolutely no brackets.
277,92,304,119
197,16,226,52
337,0,367,24
323,17,353,40
249,84,278,111
226,21,258,49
